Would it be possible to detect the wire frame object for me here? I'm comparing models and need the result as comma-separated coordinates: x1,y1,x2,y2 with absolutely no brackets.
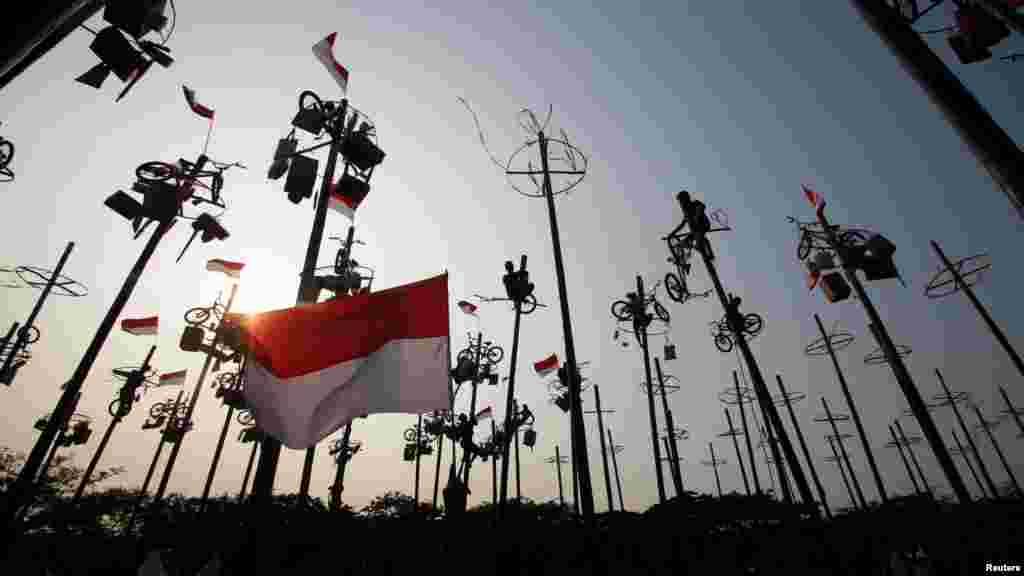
813,412,852,425
502,107,589,199
931,389,970,408
804,327,857,357
0,265,88,297
772,390,807,407
665,427,690,441
825,432,855,444
718,386,757,406
640,373,681,395
924,253,991,299
864,343,912,366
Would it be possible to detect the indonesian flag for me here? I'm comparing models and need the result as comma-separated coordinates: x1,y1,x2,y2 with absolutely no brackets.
121,316,158,336
241,273,450,449
475,406,492,421
159,370,187,387
534,354,559,377
807,269,821,291
182,86,215,120
801,184,826,217
457,300,478,316
327,179,367,221
207,259,245,278
312,33,350,94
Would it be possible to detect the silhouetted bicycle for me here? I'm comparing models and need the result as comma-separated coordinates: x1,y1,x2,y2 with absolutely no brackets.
611,280,671,324
789,216,870,262
0,124,13,182
136,157,246,211
662,235,710,304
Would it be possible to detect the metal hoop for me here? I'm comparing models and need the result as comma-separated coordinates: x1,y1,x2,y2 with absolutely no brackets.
14,266,88,297
924,253,991,299
718,386,756,406
813,413,850,423
504,137,588,199
804,331,856,356
930,390,969,407
773,391,806,406
863,344,912,365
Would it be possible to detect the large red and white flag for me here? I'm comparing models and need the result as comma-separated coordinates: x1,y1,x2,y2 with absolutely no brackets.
327,179,368,221
159,370,187,387
312,33,350,94
206,259,245,279
121,316,158,336
534,353,559,377
241,273,450,449
182,86,215,120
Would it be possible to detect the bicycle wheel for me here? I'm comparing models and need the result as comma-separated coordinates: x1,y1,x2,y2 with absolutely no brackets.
653,300,670,323
611,300,631,321
839,230,868,247
714,333,734,353
487,345,505,365
0,140,13,169
744,314,764,337
519,294,538,314
404,428,419,442
19,325,40,344
237,411,255,426
664,273,685,304
798,231,812,261
150,403,167,419
185,307,211,325
136,161,176,183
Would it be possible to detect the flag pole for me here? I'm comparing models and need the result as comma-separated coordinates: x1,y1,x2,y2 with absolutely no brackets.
252,98,349,504
202,118,214,156
2,220,174,535
151,283,239,505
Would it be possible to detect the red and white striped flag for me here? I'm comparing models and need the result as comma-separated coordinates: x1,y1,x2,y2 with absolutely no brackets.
312,33,350,94
121,316,158,336
457,300,478,316
182,86,215,120
327,179,368,221
475,406,492,421
534,354,559,377
801,184,826,217
159,370,187,387
241,273,450,449
206,259,245,279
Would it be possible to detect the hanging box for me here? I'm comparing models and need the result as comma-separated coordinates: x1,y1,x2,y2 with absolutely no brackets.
821,272,851,303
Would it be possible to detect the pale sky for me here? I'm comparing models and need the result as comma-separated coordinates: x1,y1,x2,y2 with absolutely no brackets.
2,1,1023,513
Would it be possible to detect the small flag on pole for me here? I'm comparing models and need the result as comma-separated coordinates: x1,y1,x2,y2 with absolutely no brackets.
206,259,245,278
801,184,826,217
121,316,159,336
457,300,478,316
327,180,368,221
159,370,187,387
534,354,559,377
182,86,215,120
312,33,350,94
475,406,492,421
807,269,821,291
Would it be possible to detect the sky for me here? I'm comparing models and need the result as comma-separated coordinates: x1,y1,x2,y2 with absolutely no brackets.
2,0,1024,514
